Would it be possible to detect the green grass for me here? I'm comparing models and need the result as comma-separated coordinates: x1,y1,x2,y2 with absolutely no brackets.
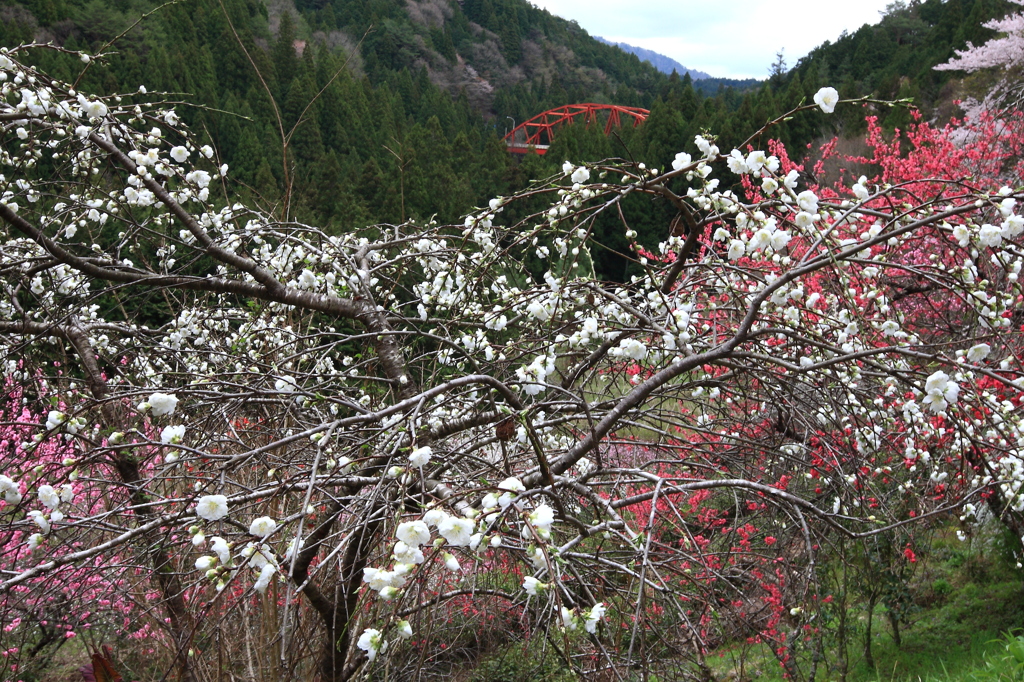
469,641,575,682
708,535,1024,682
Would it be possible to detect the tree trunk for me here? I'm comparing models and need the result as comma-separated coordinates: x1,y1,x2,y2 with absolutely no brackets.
863,592,876,670
888,610,902,648
836,556,849,682
64,322,196,682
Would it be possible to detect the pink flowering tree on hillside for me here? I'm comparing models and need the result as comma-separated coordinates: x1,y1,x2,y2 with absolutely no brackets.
0,48,1023,682
935,0,1024,107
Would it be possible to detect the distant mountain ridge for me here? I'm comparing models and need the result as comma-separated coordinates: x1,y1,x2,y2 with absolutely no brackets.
595,38,711,80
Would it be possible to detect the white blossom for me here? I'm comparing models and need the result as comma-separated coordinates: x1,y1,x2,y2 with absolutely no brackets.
356,628,382,662
148,393,179,416
275,376,297,394
396,520,431,547
253,563,276,594
408,446,432,468
585,602,607,633
443,552,461,571
249,516,278,538
497,477,525,509
529,504,555,532
852,178,870,201
570,166,590,184
979,223,1003,247
397,620,413,639
797,190,819,214
195,494,229,521
728,240,746,261
523,576,546,595
393,541,425,565
953,224,971,246
423,508,449,528
438,515,474,546
45,411,66,431
1003,214,1024,238
922,371,960,413
967,343,991,363
0,476,21,505
727,150,749,175
27,510,50,534
160,424,185,444
77,95,107,119
37,485,60,510
813,87,839,114
210,536,232,565
170,146,189,163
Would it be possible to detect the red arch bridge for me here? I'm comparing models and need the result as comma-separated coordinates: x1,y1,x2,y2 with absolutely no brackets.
502,103,650,155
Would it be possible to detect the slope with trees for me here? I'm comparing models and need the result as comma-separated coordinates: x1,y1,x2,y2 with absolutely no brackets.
0,0,776,274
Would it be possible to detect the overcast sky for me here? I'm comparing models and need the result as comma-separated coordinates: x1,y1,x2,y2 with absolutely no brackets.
530,0,897,79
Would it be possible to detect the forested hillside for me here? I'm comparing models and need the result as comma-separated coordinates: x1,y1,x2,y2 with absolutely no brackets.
0,0,684,231
0,0,1012,276
781,0,1015,132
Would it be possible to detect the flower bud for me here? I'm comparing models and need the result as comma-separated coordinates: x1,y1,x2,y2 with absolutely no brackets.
397,620,413,639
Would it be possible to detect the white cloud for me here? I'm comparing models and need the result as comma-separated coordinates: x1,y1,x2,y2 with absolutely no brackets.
531,0,896,79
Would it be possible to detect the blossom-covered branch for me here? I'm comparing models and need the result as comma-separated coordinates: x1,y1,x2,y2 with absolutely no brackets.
1,48,1023,680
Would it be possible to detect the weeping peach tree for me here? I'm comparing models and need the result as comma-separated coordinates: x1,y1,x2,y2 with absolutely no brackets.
1,48,1023,681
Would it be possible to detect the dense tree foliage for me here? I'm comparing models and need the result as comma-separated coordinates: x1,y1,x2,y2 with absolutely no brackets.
780,0,1015,130
0,0,1004,291
934,0,1024,109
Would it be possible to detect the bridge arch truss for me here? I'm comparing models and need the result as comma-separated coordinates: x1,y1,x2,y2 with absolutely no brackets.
502,103,650,155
